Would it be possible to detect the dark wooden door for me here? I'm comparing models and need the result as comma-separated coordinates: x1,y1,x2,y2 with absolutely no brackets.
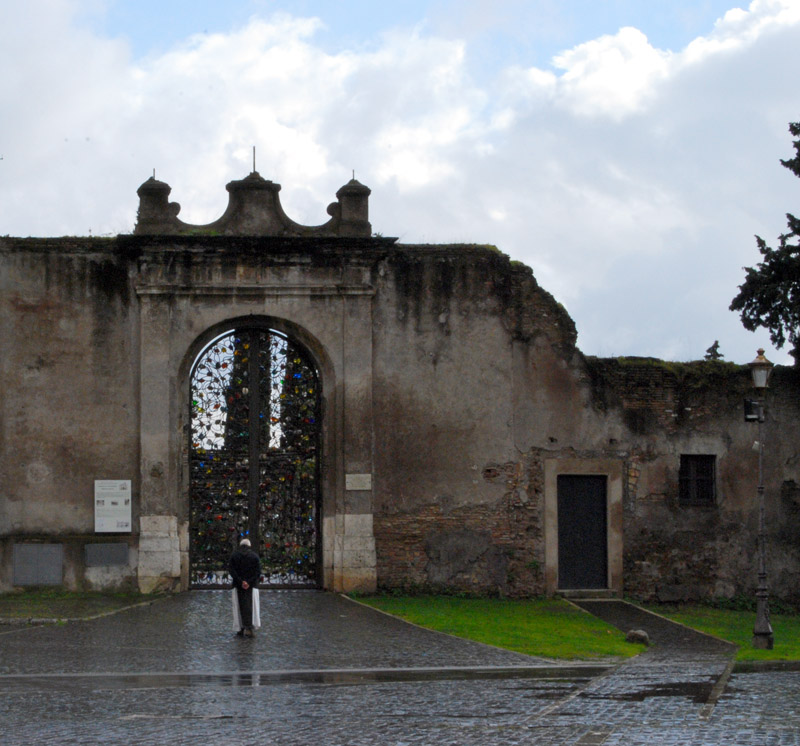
557,475,608,589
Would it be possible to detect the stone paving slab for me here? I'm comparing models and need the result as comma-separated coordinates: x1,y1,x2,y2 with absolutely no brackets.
0,590,551,675
1,591,799,745
1,670,799,745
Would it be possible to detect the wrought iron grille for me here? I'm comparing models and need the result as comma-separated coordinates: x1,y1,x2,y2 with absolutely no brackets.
189,328,321,588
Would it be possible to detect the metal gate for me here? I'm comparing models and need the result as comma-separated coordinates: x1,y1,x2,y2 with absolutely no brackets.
189,327,321,588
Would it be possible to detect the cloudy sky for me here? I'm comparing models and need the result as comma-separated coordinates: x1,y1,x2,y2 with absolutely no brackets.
3,0,799,365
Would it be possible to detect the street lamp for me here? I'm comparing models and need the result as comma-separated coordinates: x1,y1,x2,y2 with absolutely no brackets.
747,348,774,649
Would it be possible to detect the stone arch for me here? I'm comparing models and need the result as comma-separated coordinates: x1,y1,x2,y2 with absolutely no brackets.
177,316,337,589
136,284,377,595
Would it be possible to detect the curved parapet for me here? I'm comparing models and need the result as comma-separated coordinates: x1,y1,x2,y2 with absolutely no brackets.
134,172,372,237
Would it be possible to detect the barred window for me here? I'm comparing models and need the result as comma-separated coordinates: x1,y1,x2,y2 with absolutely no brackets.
679,455,716,505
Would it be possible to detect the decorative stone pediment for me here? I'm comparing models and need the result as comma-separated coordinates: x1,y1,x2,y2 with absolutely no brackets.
134,171,372,237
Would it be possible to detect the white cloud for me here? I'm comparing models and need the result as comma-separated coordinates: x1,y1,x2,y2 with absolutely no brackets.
502,0,800,122
1,0,799,365
551,27,672,118
685,0,800,63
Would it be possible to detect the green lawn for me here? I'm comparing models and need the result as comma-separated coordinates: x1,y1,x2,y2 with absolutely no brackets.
0,589,163,620
646,605,800,662
355,595,644,660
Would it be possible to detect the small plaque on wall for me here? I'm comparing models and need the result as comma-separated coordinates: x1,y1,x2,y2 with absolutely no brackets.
94,480,132,533
345,473,372,491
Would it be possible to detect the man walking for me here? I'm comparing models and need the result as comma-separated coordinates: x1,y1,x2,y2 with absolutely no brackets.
230,538,261,637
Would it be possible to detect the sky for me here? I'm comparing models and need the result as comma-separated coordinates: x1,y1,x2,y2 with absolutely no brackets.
2,0,799,365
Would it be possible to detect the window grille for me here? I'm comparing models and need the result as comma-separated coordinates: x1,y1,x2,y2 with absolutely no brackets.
679,454,716,505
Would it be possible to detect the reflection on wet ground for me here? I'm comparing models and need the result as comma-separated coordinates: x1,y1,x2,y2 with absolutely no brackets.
0,668,600,691
580,680,742,703
1,593,799,744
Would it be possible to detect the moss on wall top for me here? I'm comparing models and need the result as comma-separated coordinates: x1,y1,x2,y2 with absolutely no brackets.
584,356,756,429
4,236,579,355
387,243,577,351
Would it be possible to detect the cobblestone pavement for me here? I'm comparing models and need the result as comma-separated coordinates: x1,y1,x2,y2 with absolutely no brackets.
0,591,548,675
0,592,798,745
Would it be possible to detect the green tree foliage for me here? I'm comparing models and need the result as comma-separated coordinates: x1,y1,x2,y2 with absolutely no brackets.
730,122,800,365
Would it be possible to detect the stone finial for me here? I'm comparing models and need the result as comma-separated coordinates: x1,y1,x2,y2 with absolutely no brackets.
134,177,181,234
335,179,372,237
133,172,375,238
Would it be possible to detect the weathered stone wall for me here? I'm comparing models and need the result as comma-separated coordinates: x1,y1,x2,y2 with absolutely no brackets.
587,359,800,605
371,248,572,596
2,232,799,602
0,239,140,590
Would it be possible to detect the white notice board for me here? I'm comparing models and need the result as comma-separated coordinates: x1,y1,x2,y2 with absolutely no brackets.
94,480,132,533
345,473,372,490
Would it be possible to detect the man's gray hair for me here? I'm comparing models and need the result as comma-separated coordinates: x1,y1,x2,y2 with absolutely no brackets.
239,538,251,547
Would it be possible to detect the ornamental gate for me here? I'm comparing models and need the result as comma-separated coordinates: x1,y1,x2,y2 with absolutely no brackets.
189,327,321,588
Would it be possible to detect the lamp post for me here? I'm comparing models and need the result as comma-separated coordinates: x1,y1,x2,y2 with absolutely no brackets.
748,348,774,649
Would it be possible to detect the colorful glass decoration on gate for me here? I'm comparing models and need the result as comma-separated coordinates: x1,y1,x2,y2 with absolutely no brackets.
189,328,320,587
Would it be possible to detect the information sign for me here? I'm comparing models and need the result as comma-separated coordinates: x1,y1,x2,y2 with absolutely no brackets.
94,480,132,533
345,473,372,491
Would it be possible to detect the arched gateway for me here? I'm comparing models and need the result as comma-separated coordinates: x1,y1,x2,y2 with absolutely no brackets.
188,326,322,588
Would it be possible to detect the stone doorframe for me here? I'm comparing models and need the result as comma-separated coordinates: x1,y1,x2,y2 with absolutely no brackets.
134,277,378,594
543,458,623,595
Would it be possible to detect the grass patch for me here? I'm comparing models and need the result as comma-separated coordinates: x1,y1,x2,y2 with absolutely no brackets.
355,595,643,660
0,588,164,620
645,605,800,661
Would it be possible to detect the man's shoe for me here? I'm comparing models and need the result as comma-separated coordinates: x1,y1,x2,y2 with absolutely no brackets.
243,628,254,638
236,629,244,637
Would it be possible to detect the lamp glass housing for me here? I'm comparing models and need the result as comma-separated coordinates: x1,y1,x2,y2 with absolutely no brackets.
749,349,773,391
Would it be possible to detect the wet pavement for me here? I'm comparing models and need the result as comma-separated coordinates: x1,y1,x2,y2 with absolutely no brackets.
0,591,799,745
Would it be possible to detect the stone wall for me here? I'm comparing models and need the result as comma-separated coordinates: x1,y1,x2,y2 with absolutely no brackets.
375,469,544,597
2,228,799,602
0,239,140,591
588,359,800,605
370,247,569,597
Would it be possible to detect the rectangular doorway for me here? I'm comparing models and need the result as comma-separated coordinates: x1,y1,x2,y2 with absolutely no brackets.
557,474,608,589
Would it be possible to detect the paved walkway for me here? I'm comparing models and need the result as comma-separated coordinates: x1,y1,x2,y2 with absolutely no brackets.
0,591,557,675
0,591,798,745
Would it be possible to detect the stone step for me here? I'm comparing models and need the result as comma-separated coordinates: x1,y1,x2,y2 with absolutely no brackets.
557,589,619,600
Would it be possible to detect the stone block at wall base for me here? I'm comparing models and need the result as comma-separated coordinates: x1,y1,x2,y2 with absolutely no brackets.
85,566,136,592
337,568,377,594
138,550,181,577
322,565,334,590
137,536,176,554
138,575,181,594
341,548,377,568
137,514,181,594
